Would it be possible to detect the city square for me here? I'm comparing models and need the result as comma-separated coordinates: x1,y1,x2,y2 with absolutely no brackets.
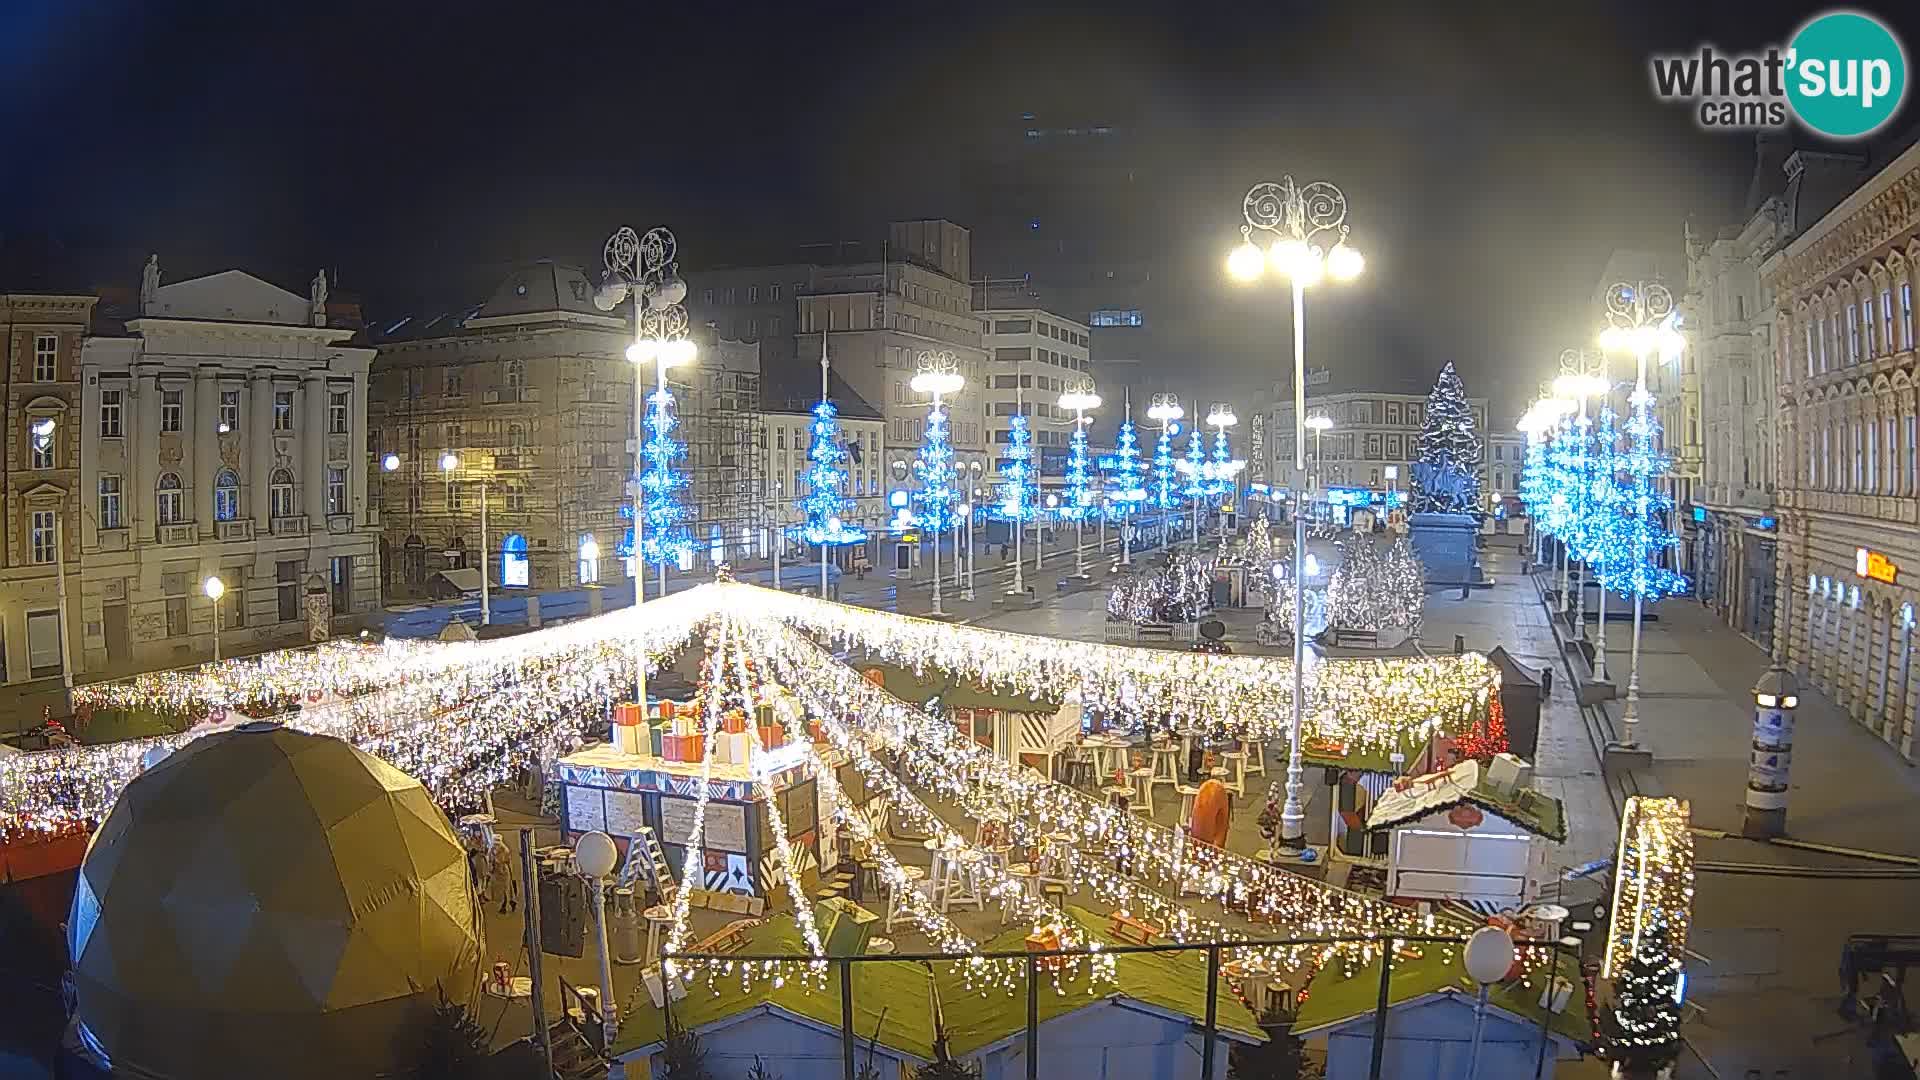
4,5,1920,1080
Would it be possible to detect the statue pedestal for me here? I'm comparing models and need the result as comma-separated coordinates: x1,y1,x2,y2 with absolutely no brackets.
1407,512,1484,587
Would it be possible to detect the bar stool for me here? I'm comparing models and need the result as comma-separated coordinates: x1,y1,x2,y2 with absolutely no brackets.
944,850,986,911
1040,832,1078,895
642,904,674,962
984,844,1013,875
884,866,927,931
1004,863,1040,923
1064,745,1097,788
1148,741,1182,793
1102,784,1133,814
1220,751,1248,797
1244,740,1268,777
1175,784,1203,828
926,839,958,909
1129,767,1156,818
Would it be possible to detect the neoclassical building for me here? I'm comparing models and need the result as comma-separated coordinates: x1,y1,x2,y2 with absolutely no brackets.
1765,142,1920,761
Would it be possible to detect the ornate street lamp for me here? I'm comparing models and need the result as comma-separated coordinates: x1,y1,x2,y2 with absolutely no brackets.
1227,176,1364,855
910,350,964,618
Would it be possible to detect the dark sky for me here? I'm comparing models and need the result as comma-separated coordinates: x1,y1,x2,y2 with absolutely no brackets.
4,0,1916,420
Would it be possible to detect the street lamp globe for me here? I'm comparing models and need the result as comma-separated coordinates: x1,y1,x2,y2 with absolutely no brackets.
662,338,698,368
626,339,658,365
382,453,401,472
1305,415,1334,433
1227,241,1266,282
1206,404,1238,428
439,452,459,472
1326,241,1365,281
202,576,225,602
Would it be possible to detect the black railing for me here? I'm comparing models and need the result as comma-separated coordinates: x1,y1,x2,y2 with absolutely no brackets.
661,932,1578,1080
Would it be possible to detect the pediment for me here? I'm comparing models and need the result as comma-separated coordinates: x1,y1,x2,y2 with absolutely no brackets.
147,270,310,326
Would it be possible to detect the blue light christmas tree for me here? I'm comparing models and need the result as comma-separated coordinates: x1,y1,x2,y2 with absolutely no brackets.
995,413,1037,524
1180,426,1209,501
1103,415,1148,520
1519,433,1551,523
1580,403,1629,587
1610,388,1689,600
911,400,959,533
640,387,693,568
1208,426,1236,496
794,399,868,546
1151,422,1181,510
1062,418,1093,521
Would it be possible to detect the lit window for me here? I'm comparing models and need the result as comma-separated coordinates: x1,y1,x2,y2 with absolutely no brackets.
29,420,55,469
219,390,239,432
98,475,122,530
156,473,184,525
100,390,123,437
274,391,294,430
270,468,296,519
214,470,240,522
326,467,347,515
329,391,350,434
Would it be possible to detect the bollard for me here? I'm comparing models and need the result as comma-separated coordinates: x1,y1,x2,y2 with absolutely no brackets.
1743,666,1799,838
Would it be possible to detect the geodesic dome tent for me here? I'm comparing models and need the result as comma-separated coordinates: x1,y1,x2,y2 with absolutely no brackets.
68,723,482,1079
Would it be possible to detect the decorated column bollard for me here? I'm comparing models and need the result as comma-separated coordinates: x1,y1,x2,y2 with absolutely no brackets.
1743,666,1799,838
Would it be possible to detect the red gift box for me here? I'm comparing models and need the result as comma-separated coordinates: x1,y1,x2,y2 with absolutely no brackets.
723,712,748,735
758,725,784,749
615,702,644,728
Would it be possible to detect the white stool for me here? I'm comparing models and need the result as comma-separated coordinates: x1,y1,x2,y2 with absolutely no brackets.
1221,752,1248,798
944,850,985,911
1148,743,1182,792
1129,767,1156,818
884,866,927,931
927,847,956,909
642,904,674,963
1175,784,1203,828
1244,741,1267,777
1040,832,1078,895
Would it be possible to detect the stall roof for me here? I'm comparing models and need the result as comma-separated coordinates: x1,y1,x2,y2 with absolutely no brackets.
612,906,1263,1058
1293,947,1589,1044
1363,758,1566,842
433,568,484,594
1302,730,1435,777
1486,646,1540,690
855,663,1062,714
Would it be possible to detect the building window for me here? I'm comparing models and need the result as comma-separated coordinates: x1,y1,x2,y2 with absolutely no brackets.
1908,415,1917,493
505,359,525,391
224,574,246,629
33,334,56,382
1847,306,1861,364
326,467,347,515
507,422,526,450
274,390,294,430
157,473,184,525
329,391,350,434
579,534,599,583
99,475,122,530
29,510,55,564
330,555,352,612
270,468,296,519
166,597,188,638
1905,283,1915,351
769,283,782,301
748,285,759,303
100,389,123,437
1088,309,1143,327
1884,288,1897,352
1806,321,1817,377
448,482,464,512
277,560,301,623
1863,297,1877,357
504,483,525,512
214,469,239,521
29,420,55,469
445,367,464,396
702,288,714,305
219,389,239,432
159,388,183,432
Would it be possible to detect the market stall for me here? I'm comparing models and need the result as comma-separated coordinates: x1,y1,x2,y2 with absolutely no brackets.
858,663,1077,778
1365,755,1566,909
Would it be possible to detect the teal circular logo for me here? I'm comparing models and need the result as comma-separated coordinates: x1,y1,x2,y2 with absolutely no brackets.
1787,11,1907,138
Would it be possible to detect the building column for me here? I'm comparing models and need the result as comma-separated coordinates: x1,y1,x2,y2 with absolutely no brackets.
250,369,274,530
349,370,369,527
135,369,160,540
302,373,327,525
194,368,218,535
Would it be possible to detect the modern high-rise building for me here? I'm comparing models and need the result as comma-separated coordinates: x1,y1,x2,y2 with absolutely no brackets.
978,304,1092,498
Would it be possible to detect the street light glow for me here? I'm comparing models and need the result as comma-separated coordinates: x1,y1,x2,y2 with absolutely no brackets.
1227,241,1266,281
382,453,401,472
440,452,459,472
1304,415,1334,432
1326,241,1365,281
203,576,225,601
1206,405,1238,428
909,370,964,395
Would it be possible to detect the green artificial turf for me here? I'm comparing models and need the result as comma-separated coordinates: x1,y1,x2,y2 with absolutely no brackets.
1293,946,1589,1044
613,906,1264,1058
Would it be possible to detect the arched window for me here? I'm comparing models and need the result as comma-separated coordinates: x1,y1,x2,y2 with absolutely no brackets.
500,532,529,587
270,468,296,520
504,359,525,391
156,472,184,525
578,534,599,584
507,422,526,450
214,469,240,522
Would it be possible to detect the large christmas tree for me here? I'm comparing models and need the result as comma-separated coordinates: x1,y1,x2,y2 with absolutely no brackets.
1103,416,1148,517
640,387,693,568
795,399,867,546
995,413,1037,525
1613,387,1689,602
1600,916,1684,1076
1409,362,1484,513
910,400,958,534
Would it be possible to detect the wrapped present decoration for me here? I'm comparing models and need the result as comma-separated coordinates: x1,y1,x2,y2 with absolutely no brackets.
1024,926,1066,971
658,699,677,720
758,724,784,750
648,722,665,758
723,711,749,735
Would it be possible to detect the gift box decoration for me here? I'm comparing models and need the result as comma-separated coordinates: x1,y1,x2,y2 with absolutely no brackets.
648,723,665,758
758,724,784,750
723,731,752,765
1024,927,1066,971
658,699,677,720
723,711,749,735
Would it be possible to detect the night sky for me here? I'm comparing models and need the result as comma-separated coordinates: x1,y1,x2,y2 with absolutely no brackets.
4,0,1917,420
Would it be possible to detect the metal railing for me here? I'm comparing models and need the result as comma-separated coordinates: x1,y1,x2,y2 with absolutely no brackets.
660,932,1579,1080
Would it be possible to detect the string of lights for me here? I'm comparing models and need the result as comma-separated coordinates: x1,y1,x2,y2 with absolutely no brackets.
1604,796,1695,982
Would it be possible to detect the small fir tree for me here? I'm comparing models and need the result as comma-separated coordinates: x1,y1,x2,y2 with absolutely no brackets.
660,1014,716,1080
1062,415,1094,521
640,387,694,568
995,414,1037,527
1102,414,1149,530
1181,426,1210,501
416,988,489,1080
1151,422,1181,511
1409,362,1484,513
1455,694,1509,764
1600,916,1685,1076
796,400,868,546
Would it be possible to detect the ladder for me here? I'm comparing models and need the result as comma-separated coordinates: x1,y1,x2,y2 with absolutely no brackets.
616,826,676,903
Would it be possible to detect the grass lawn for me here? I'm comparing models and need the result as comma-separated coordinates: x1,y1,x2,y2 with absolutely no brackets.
75,707,186,746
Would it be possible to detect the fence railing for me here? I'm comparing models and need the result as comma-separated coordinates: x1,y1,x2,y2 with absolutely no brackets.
660,931,1579,1080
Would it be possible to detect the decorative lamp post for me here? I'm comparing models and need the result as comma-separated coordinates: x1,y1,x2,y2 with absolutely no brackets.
1206,402,1241,540
1147,394,1184,550
1598,281,1688,749
1552,366,1606,634
203,576,226,662
1743,666,1800,838
596,225,696,708
1465,925,1517,1078
1305,414,1334,514
1227,175,1364,854
381,452,400,473
959,502,975,600
441,452,489,627
572,830,620,1025
910,350,964,617
1058,381,1102,579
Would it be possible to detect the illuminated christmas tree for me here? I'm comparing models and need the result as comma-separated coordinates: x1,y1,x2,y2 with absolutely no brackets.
1150,423,1181,511
1103,415,1148,520
1409,362,1484,513
640,387,693,568
1455,694,1509,764
1179,426,1209,501
1581,403,1630,590
1600,916,1684,1075
1611,387,1689,602
1061,417,1093,521
995,413,1036,525
1208,425,1237,497
910,400,958,534
795,399,868,546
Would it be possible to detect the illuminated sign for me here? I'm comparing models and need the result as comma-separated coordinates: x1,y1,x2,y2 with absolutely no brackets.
1756,516,1777,530
1691,506,1708,523
1857,547,1899,585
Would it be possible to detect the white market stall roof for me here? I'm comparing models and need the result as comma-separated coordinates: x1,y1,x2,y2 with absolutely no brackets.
1364,758,1566,842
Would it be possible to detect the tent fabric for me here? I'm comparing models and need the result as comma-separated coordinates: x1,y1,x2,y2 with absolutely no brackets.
69,724,481,1080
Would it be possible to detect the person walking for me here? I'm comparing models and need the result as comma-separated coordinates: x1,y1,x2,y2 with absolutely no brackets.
489,837,519,914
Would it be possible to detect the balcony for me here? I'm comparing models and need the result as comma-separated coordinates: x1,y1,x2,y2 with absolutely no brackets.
158,523,197,547
217,519,254,542
518,386,541,403
327,513,354,534
270,514,309,536
494,454,527,471
98,528,130,552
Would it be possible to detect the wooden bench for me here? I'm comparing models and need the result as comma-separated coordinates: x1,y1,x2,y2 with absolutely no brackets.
1108,911,1163,946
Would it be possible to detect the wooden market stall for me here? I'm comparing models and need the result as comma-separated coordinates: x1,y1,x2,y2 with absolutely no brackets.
858,663,1079,779
1303,731,1445,870
1364,755,1566,910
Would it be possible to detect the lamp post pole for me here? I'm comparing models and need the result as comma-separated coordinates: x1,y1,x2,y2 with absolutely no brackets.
1229,176,1364,854
598,225,694,701
204,576,226,663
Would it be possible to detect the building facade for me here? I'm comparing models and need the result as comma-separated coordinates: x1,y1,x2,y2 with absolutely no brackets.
1681,139,1798,645
370,262,769,597
979,306,1092,497
1765,141,1920,761
1,292,96,692
1265,385,1492,501
759,368,886,556
76,266,379,675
